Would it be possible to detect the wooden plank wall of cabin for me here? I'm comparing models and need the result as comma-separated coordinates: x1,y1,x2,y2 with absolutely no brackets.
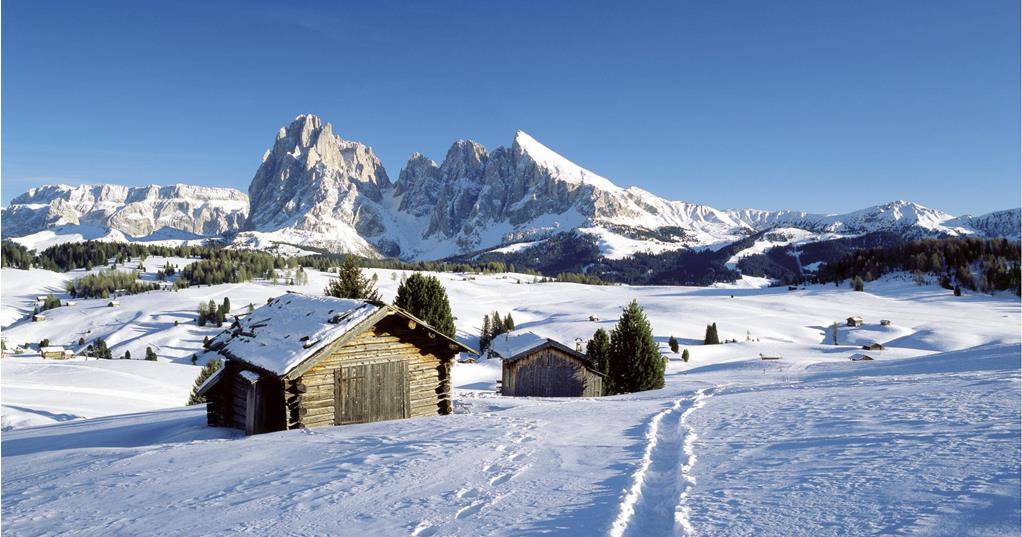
296,319,452,429
510,348,586,397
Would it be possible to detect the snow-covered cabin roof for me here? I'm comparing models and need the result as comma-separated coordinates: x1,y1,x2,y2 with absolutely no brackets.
849,353,874,361
209,293,475,377
40,346,66,353
489,331,593,366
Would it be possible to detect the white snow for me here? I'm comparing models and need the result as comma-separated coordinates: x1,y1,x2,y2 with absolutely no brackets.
1,266,1019,535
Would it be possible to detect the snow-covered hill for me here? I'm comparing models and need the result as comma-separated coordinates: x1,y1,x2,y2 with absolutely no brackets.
3,114,1018,261
1,266,1018,535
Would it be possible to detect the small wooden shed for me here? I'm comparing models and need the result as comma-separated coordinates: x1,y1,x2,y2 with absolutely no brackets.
108,301,120,308
846,316,863,327
32,314,46,322
759,353,782,361
492,333,604,397
862,342,885,351
41,346,73,359
197,294,475,435
849,353,874,361
880,319,892,326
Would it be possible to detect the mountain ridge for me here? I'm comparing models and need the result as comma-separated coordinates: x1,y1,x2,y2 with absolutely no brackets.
3,114,1019,262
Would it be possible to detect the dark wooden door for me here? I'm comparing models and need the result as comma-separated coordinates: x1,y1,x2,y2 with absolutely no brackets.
335,360,408,425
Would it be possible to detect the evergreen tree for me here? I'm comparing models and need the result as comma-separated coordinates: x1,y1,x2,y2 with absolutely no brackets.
198,301,209,326
324,256,381,301
78,337,85,346
123,350,131,360
681,349,690,362
481,314,492,352
607,300,665,394
203,336,210,349
703,323,720,345
39,338,50,348
221,297,231,315
504,312,515,331
191,354,198,365
953,284,962,296
852,275,865,292
668,335,679,353
393,273,456,338
187,358,222,405
586,328,610,376
145,347,157,361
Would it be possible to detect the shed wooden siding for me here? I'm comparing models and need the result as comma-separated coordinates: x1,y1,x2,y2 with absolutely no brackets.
287,316,452,430
502,347,603,397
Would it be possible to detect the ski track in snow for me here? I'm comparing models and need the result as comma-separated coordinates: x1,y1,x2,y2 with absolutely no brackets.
609,387,715,537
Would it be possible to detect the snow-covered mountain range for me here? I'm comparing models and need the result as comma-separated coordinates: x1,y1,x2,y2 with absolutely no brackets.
3,114,1018,259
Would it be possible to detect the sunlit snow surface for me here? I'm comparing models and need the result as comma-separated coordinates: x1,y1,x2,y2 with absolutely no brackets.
1,267,1019,536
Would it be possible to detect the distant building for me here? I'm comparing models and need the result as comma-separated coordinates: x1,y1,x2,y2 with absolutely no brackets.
108,301,120,308
32,314,46,322
759,353,782,360
588,315,600,322
491,332,604,397
41,346,74,360
862,342,885,351
880,319,892,326
198,294,474,435
846,316,863,327
849,353,874,361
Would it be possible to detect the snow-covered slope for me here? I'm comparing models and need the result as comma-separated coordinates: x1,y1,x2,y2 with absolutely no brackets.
1,267,1018,535
3,114,1018,260
1,184,248,242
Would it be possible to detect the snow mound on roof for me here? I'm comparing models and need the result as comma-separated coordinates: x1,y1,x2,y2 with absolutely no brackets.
212,294,379,376
488,331,557,360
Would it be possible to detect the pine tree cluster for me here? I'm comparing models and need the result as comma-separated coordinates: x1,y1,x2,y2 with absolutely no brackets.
703,323,720,345
198,297,231,327
479,310,515,352
819,237,1021,295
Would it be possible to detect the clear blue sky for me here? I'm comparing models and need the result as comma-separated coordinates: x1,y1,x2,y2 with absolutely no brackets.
3,0,1019,214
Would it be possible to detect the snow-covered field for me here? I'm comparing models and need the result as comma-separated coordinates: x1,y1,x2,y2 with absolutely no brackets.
1,266,1019,535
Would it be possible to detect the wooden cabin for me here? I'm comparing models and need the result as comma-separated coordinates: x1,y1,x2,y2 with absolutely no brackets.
32,314,45,322
862,342,885,351
846,316,863,327
492,333,604,397
880,319,892,326
41,346,73,360
108,301,120,308
759,353,782,360
849,353,874,361
197,294,474,435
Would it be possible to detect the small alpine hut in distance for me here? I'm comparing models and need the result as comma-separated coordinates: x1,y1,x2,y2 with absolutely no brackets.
491,332,604,398
847,316,864,327
197,293,475,435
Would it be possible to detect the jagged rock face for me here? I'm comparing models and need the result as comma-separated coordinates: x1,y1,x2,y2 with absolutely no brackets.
1,184,248,238
4,114,1018,259
243,115,393,255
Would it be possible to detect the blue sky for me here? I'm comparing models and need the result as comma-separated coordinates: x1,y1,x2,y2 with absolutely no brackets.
3,0,1019,214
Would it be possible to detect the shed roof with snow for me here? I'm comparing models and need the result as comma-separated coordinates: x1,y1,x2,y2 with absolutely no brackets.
849,353,874,361
209,293,473,378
